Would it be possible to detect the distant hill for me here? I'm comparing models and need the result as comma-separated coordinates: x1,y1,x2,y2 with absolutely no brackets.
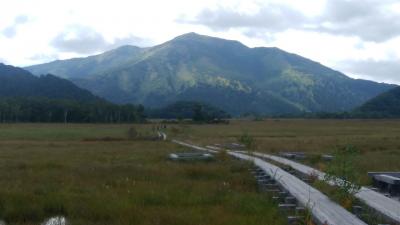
26,33,395,115
0,64,145,123
147,101,230,119
0,63,101,102
355,87,400,117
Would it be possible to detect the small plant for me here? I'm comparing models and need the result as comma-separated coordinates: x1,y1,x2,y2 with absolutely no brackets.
323,145,361,208
301,207,316,225
308,170,319,184
217,150,229,162
299,188,316,225
237,132,257,150
127,127,139,139
269,168,282,183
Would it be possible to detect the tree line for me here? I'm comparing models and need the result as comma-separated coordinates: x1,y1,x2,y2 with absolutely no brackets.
147,101,231,122
0,97,145,123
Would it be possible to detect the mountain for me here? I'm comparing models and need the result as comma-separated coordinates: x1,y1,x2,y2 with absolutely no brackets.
0,63,101,102
25,33,395,115
355,87,400,117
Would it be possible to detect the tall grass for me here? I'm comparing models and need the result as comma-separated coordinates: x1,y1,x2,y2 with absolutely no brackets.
170,119,400,184
0,125,285,225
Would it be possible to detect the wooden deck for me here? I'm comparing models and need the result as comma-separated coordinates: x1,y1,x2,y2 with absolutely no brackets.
249,151,400,223
173,140,367,225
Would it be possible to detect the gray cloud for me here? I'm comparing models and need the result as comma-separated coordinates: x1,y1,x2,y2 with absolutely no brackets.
51,25,151,54
179,4,306,32
179,0,400,42
2,15,29,38
338,59,400,84
317,0,400,42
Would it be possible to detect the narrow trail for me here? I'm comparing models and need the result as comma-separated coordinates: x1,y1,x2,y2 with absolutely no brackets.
173,140,368,225
248,151,400,224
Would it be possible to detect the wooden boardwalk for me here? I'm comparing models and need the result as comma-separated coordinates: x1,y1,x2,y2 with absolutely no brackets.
249,151,400,223
173,140,367,225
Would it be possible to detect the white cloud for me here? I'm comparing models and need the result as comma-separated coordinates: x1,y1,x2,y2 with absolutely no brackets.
0,0,399,84
338,59,400,84
0,57,8,64
1,15,29,38
50,25,152,54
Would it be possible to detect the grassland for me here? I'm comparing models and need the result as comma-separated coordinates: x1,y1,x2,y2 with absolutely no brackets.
169,119,400,184
1,120,400,224
0,123,285,225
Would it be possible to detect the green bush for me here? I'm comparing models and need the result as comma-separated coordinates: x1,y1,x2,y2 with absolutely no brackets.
237,132,257,150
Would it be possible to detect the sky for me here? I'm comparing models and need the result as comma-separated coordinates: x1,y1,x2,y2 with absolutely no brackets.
0,0,400,84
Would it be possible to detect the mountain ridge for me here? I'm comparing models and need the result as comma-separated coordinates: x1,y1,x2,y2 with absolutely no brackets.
0,63,102,102
25,32,395,115
0,63,146,123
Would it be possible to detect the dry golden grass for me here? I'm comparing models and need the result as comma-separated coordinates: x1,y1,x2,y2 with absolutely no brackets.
169,119,400,184
0,123,285,225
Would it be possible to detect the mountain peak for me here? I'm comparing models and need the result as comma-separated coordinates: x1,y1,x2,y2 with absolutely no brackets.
175,32,206,39
170,32,248,50
171,32,219,43
112,45,142,51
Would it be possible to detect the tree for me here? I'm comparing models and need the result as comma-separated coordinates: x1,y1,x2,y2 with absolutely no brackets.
192,104,205,122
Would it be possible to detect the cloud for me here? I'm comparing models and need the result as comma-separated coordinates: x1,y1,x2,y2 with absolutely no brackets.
51,25,151,54
317,0,400,42
178,4,306,32
2,15,29,38
179,0,400,42
338,59,400,84
0,57,8,64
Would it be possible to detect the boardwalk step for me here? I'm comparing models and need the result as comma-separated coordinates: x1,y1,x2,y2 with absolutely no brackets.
264,189,281,193
287,216,304,224
285,196,297,204
295,207,306,214
251,171,265,176
272,196,283,202
279,204,297,210
278,191,288,197
263,184,279,189
257,179,275,185
255,174,271,179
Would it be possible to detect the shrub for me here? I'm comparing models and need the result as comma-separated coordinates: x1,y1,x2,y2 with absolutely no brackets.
237,132,257,150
